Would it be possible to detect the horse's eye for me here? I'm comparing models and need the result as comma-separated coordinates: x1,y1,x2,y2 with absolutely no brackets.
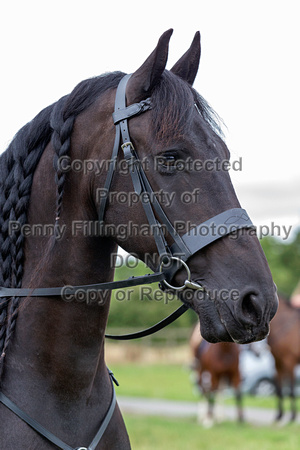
156,151,182,174
162,155,176,166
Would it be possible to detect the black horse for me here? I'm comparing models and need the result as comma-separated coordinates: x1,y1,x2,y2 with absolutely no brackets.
0,30,277,448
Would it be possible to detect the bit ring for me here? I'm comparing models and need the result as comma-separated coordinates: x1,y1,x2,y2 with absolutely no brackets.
160,256,203,291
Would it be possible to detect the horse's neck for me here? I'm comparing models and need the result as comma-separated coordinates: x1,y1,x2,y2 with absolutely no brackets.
4,239,116,402
3,140,117,405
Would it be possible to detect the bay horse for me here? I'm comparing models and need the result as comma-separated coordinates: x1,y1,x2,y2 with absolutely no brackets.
190,325,242,425
268,294,300,422
0,30,277,448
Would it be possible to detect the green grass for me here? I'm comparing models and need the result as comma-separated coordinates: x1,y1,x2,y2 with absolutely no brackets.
109,362,299,449
111,363,194,401
123,416,300,450
110,362,299,411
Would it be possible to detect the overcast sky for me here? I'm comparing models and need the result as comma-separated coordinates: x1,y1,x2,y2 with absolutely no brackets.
1,0,299,239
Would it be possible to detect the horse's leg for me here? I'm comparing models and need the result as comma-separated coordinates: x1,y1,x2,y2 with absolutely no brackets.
200,390,215,428
205,374,219,426
196,370,209,425
290,371,297,422
274,371,284,421
201,373,217,428
207,391,215,421
232,373,243,422
235,388,243,422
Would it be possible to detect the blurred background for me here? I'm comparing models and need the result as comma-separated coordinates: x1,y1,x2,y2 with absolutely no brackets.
1,1,299,448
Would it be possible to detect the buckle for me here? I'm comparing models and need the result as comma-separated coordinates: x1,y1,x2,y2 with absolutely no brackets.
122,142,137,168
121,141,135,151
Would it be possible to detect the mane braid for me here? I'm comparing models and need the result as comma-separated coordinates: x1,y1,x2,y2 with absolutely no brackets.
50,96,76,229
0,71,125,382
0,104,54,381
51,71,125,230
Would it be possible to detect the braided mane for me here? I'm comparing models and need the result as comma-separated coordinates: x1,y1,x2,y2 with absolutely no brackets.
0,104,54,379
0,71,125,381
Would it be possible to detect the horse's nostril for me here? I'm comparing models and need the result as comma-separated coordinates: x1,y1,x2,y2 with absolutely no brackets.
239,292,262,325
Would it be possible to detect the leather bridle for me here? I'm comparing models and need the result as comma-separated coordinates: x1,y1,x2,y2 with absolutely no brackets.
0,74,254,448
0,74,253,335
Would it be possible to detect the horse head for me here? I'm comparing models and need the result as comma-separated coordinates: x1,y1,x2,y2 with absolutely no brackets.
85,29,278,344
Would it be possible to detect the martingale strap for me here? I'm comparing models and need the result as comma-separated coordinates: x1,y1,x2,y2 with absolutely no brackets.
0,369,118,450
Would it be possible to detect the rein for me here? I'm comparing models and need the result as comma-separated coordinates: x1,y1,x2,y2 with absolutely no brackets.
0,74,254,448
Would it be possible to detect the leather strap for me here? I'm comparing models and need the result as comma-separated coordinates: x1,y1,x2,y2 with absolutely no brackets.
0,272,165,298
97,127,120,223
0,370,117,450
114,75,190,262
99,74,136,223
112,98,151,124
87,372,117,450
171,208,253,257
0,392,73,450
105,303,188,340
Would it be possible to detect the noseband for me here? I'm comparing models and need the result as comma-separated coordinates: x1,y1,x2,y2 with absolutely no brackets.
0,74,254,449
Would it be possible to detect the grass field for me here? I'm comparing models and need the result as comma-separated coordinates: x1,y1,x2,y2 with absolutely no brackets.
123,416,300,450
108,361,299,411
107,360,299,449
106,349,300,449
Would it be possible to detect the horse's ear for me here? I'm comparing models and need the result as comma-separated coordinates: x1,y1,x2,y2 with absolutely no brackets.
170,31,201,85
126,29,173,104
